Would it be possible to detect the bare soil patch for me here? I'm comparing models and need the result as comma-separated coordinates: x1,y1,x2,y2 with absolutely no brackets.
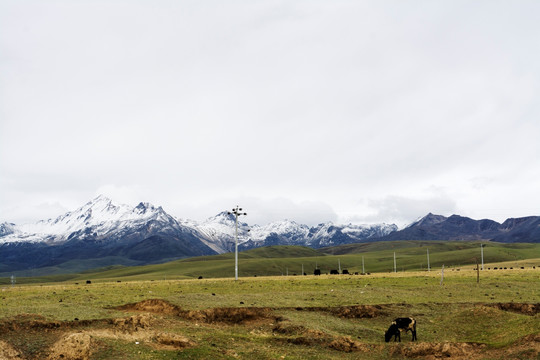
274,325,380,354
328,336,380,353
293,304,385,318
486,302,540,315
330,305,385,319
109,314,152,333
0,312,196,359
0,340,24,360
0,314,104,334
114,298,182,315
1,301,538,359
116,298,277,325
490,333,540,359
46,332,94,360
183,307,275,324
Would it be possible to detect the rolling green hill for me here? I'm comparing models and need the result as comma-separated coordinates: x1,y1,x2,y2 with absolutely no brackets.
2,242,539,285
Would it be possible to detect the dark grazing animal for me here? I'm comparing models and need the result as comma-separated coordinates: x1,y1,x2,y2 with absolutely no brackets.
384,317,417,342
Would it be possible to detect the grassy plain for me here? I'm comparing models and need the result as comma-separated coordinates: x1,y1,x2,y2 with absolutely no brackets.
1,242,539,359
3,241,538,284
1,268,539,359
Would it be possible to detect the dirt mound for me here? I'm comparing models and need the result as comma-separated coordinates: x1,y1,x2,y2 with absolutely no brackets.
47,332,94,360
87,313,197,352
116,299,277,325
498,332,540,358
0,317,61,332
328,336,376,352
519,333,540,343
0,314,102,334
183,307,274,324
110,314,152,333
0,340,23,360
487,302,540,315
280,331,381,353
330,305,383,319
294,305,384,319
390,342,486,360
115,299,183,315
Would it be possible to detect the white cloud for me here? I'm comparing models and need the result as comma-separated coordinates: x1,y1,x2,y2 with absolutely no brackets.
1,0,539,226
345,194,458,228
171,196,338,227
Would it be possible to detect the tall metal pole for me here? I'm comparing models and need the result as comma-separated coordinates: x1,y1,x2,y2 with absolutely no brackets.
440,264,444,285
362,256,365,274
228,206,247,281
481,244,484,271
234,212,239,280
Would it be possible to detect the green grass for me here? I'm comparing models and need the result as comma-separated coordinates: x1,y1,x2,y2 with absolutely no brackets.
2,242,539,285
1,269,539,359
1,270,539,319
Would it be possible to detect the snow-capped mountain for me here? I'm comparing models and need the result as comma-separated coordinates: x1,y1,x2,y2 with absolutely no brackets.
307,222,399,248
1,196,400,274
181,211,251,253
188,215,397,252
0,196,217,273
1,195,176,244
3,196,538,275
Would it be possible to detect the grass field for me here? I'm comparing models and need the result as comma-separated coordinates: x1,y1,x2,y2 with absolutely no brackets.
1,267,539,359
1,242,539,359
3,241,539,285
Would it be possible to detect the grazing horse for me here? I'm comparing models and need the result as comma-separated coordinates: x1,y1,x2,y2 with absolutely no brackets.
385,317,417,342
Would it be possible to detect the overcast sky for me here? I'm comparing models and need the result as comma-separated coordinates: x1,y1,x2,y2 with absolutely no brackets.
1,0,539,227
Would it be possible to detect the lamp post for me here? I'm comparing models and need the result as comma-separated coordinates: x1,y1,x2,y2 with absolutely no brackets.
228,206,247,281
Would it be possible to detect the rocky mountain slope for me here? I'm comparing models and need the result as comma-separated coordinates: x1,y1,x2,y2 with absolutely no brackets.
375,213,540,243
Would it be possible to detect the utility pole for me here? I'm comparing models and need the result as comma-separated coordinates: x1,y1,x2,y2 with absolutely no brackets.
476,258,480,283
427,248,430,272
338,259,341,273
362,256,365,274
481,244,484,271
440,264,444,285
228,206,247,281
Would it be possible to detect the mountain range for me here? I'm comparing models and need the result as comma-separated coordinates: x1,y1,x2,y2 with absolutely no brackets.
1,196,539,274
374,212,540,243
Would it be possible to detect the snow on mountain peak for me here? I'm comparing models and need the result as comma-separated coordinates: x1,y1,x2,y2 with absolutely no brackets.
1,196,172,244
406,213,447,228
1,197,400,251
